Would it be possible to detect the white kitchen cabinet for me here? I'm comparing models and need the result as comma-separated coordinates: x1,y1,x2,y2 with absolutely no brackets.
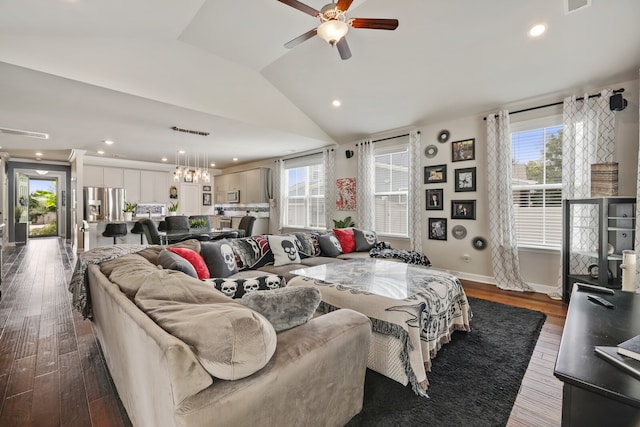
123,169,141,203
103,167,124,188
84,165,104,187
242,168,269,203
214,174,229,204
141,170,170,204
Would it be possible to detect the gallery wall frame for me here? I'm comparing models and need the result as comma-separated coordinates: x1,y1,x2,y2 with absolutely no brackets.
426,188,444,210
451,138,476,162
428,218,447,240
451,200,476,220
454,167,477,192
424,164,447,184
202,193,212,206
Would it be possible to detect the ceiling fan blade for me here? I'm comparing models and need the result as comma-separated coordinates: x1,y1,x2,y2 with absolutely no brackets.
336,0,354,12
336,37,352,60
277,0,320,17
350,18,399,30
284,28,318,49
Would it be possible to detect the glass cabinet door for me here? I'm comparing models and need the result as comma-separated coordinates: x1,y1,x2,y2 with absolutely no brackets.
562,197,635,302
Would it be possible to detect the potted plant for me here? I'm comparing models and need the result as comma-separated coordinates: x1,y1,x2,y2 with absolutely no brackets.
332,216,355,228
14,205,28,245
168,201,179,216
123,201,137,222
189,218,208,230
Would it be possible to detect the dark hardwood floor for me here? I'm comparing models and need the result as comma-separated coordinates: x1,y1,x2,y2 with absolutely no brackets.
0,238,567,426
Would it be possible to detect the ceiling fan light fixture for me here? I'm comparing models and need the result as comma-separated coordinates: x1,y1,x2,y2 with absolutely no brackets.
317,20,348,45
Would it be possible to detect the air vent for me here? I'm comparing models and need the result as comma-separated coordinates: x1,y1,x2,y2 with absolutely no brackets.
565,0,590,14
0,127,49,139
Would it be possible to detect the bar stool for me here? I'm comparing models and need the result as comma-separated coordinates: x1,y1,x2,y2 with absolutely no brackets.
130,221,145,244
103,223,127,244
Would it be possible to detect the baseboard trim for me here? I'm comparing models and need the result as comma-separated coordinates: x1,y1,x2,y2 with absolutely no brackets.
431,268,558,295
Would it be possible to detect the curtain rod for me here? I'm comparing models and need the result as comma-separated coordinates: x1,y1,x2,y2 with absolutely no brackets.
277,148,334,163
483,88,625,121
357,131,421,146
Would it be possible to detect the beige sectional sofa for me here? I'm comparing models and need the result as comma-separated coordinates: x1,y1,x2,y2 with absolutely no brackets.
87,240,373,427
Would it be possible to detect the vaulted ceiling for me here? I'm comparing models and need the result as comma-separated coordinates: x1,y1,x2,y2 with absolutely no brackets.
0,0,639,168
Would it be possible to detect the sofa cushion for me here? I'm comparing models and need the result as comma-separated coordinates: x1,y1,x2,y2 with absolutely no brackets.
353,228,378,251
158,249,198,278
200,240,238,278
206,275,286,299
137,239,202,265
300,256,345,267
333,228,356,253
169,247,210,280
318,232,343,257
257,263,308,282
293,232,321,258
268,235,301,266
100,253,161,298
228,235,274,270
241,287,321,332
135,270,276,381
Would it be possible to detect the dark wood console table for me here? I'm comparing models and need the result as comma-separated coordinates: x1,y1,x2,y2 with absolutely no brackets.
554,286,640,426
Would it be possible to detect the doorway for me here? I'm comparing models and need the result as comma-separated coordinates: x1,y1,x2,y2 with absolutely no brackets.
28,177,58,237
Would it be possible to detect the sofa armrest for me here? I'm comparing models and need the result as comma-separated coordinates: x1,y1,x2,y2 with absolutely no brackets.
175,309,372,427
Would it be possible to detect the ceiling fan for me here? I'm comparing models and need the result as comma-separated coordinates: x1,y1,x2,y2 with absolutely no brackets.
278,0,399,60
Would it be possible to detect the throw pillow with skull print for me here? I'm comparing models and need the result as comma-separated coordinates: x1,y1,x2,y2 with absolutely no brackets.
353,228,378,251
208,275,286,299
200,240,239,278
267,235,301,267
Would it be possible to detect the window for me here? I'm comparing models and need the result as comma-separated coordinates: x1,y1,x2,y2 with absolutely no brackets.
374,144,409,236
511,119,563,248
283,157,325,229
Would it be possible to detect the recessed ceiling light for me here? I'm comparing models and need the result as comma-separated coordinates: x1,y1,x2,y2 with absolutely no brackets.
104,140,114,145
233,158,238,162
529,24,546,37
97,150,105,155
179,150,185,154
210,162,216,167
332,99,342,107
161,157,168,162
35,152,43,156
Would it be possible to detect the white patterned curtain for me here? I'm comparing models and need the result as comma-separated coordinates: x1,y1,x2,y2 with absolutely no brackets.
356,140,375,230
274,159,285,232
486,111,532,291
323,148,337,229
409,131,423,251
559,89,616,298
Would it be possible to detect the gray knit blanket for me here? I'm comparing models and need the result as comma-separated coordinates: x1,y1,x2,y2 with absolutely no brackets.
68,245,148,319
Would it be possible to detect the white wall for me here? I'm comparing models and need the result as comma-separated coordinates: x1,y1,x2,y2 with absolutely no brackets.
334,77,639,291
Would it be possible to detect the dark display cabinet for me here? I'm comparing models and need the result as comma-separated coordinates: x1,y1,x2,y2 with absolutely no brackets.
562,197,636,302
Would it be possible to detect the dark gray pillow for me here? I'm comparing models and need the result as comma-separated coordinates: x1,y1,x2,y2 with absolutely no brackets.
293,232,321,258
200,240,239,278
206,275,286,299
157,249,198,278
353,228,378,251
318,232,343,257
241,287,321,332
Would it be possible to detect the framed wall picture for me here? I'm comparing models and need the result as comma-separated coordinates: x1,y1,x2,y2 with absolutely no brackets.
203,185,212,192
451,200,476,220
428,218,447,241
452,138,476,162
202,192,212,206
169,185,178,199
424,164,447,184
426,188,444,210
454,167,477,192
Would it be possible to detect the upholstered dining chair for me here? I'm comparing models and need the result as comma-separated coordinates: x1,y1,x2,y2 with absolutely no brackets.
164,215,190,232
237,215,256,238
138,219,161,245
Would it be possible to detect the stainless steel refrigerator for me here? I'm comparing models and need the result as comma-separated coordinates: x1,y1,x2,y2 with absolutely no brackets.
83,187,125,221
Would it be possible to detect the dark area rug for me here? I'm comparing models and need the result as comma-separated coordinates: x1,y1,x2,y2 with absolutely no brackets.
346,296,547,427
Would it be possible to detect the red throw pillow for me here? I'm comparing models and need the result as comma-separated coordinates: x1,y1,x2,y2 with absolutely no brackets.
333,228,355,254
169,247,210,280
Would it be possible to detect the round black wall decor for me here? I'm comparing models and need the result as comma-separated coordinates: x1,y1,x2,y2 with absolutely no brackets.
471,236,487,250
437,129,450,143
